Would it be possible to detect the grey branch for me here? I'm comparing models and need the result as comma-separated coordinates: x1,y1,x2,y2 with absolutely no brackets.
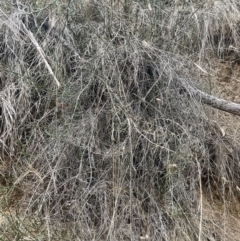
183,80,240,116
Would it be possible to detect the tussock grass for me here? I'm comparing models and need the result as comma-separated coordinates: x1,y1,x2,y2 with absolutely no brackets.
0,0,239,240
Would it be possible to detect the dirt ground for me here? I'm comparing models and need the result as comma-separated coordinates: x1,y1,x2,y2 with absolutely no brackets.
212,59,240,141
199,54,240,240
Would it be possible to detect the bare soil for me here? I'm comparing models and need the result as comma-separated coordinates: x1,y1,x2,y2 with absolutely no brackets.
201,56,240,240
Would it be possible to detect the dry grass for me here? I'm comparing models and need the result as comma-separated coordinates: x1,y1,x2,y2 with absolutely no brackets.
0,0,239,240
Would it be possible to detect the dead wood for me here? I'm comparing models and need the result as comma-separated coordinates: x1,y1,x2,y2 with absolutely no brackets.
183,80,240,116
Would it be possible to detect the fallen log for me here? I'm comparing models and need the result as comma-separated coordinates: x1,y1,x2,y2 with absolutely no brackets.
182,79,240,116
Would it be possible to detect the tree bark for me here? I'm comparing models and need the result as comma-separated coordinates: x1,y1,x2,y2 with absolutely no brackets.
183,81,240,116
